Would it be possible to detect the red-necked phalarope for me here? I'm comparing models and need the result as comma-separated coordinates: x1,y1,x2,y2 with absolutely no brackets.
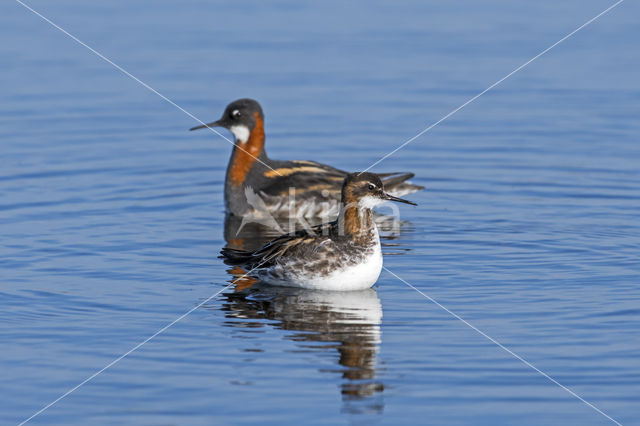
190,99,423,218
220,172,416,291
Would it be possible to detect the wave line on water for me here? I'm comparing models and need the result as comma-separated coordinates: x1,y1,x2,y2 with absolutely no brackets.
19,256,265,425
361,0,625,173
384,266,622,426
18,284,232,425
13,0,282,177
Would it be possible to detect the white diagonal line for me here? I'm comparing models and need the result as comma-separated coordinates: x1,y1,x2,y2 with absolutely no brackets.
19,261,264,425
18,284,231,425
13,0,625,424
383,265,622,426
362,0,624,173
13,0,281,176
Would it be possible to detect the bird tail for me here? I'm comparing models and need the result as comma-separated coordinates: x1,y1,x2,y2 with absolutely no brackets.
380,172,425,197
220,247,257,265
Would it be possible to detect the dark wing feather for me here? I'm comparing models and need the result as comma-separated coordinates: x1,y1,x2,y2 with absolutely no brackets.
220,221,335,268
257,160,345,208
380,172,414,185
379,172,424,195
287,164,423,195
291,160,347,174
259,159,423,203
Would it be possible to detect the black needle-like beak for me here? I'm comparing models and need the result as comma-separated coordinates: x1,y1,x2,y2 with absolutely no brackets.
383,192,417,206
189,119,222,131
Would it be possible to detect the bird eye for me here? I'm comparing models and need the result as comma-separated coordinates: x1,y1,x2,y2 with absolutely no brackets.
231,109,241,119
368,183,376,191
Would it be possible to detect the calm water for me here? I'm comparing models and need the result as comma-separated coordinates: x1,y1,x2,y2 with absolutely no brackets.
2,0,639,424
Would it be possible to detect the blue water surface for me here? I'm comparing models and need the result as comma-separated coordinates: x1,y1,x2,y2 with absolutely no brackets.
1,0,639,424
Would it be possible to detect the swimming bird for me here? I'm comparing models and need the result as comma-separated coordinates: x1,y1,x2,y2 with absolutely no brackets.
220,172,416,291
190,99,423,218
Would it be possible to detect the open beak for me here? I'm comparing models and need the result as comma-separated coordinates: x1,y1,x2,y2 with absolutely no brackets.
383,192,417,206
189,119,222,131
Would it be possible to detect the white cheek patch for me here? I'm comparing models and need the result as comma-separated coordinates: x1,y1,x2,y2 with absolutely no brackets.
230,125,250,143
359,195,385,209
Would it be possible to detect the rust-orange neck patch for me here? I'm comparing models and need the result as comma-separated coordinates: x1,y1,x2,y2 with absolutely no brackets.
339,206,374,240
228,112,265,186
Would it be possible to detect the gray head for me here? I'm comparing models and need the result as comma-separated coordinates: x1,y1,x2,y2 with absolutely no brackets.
190,98,264,143
342,172,417,208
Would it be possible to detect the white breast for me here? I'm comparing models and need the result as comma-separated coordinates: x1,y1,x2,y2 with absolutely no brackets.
261,230,383,291
315,242,383,291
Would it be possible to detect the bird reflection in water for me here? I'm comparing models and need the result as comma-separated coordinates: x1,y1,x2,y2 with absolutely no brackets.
220,271,385,414
217,212,415,413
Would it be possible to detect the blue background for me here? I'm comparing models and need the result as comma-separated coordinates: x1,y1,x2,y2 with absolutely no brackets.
1,1,639,424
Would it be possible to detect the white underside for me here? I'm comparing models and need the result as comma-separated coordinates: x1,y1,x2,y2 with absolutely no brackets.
259,232,383,291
